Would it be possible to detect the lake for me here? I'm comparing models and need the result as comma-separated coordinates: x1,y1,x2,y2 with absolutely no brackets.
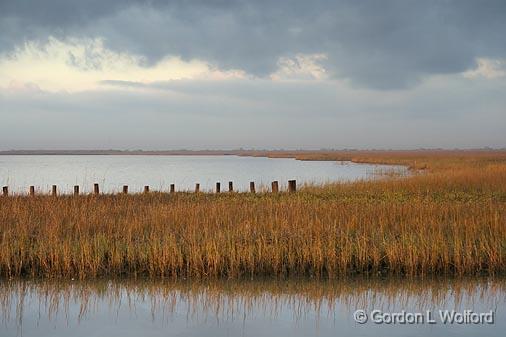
1,278,504,337
0,155,405,194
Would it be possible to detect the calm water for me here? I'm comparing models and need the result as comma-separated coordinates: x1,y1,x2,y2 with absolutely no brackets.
0,155,405,194
1,278,504,337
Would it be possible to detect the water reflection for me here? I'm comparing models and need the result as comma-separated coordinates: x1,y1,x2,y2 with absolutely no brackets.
1,278,505,337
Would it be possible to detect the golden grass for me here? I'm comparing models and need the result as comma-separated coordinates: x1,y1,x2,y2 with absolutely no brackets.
0,150,505,279
242,149,506,170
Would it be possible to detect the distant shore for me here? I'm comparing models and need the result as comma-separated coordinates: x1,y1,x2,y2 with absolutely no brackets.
2,149,505,171
1,149,504,156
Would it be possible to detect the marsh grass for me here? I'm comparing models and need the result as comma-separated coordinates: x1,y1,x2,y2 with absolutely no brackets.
0,151,505,279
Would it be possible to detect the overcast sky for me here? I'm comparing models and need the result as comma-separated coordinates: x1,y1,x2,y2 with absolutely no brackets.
1,0,505,150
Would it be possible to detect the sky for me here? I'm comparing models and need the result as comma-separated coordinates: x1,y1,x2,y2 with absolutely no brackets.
0,0,505,150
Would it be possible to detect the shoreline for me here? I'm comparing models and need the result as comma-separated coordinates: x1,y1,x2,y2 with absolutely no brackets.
1,149,506,171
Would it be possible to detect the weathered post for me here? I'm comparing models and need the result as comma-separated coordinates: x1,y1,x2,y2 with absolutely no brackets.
123,185,128,194
93,183,99,195
29,186,35,196
52,185,57,196
271,181,279,193
216,182,221,193
288,180,297,193
228,181,233,192
2,186,7,197
195,183,200,193
74,185,79,196
250,181,256,193
144,186,150,193
170,184,175,194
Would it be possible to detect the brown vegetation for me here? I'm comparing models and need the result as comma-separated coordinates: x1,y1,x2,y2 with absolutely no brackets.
0,150,505,279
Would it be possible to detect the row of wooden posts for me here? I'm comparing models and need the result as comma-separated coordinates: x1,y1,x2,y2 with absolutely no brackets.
1,180,297,196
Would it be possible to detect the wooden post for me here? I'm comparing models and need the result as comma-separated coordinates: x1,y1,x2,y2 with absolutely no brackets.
228,181,233,192
144,186,150,193
170,184,175,194
93,183,99,195
2,186,7,197
216,182,221,193
74,185,79,196
288,180,297,193
195,183,200,193
123,185,128,194
250,181,256,193
29,186,35,196
52,185,57,196
271,181,279,193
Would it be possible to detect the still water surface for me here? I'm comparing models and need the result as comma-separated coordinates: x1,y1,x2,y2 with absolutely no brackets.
1,278,504,337
0,155,405,194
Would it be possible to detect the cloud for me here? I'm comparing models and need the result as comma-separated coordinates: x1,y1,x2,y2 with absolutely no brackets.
2,71,505,150
0,37,246,91
1,1,505,150
2,1,506,89
464,58,506,79
271,54,328,81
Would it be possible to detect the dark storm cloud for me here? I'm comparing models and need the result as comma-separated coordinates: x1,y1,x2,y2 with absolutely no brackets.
1,0,506,88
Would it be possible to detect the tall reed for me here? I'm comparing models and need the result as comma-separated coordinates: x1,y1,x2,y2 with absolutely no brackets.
0,152,505,279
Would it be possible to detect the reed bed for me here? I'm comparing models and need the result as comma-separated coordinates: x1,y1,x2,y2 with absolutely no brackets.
244,149,506,170
0,151,505,279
